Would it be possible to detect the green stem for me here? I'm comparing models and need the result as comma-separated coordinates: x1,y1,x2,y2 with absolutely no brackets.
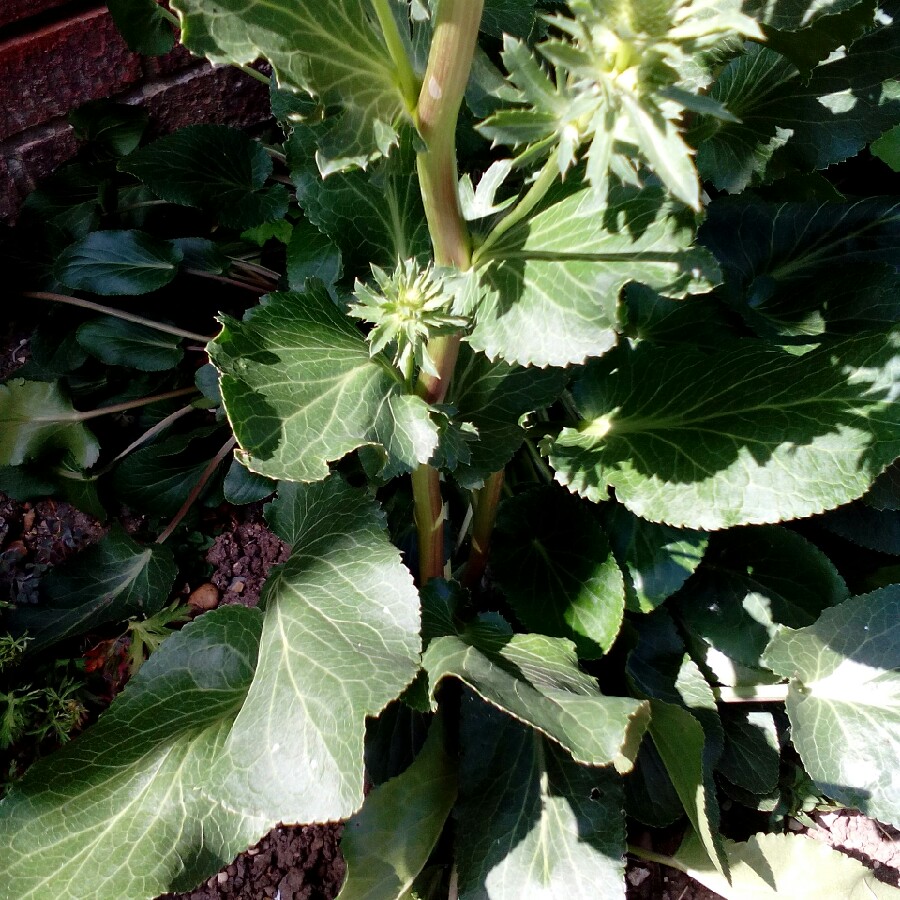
72,387,200,422
410,0,484,585
183,268,266,293
715,683,790,703
524,437,554,483
158,6,180,27
156,437,237,544
462,470,504,589
371,0,420,112
23,292,214,344
627,844,678,867
474,148,559,264
235,63,270,85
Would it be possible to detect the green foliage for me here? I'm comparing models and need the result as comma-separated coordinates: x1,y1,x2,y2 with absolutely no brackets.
3,1,900,898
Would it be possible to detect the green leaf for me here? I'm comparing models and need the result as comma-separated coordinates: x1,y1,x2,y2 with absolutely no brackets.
172,236,230,274
107,0,177,55
423,616,649,771
700,198,900,340
873,124,900,172
286,217,342,292
0,379,99,469
492,487,626,658
742,0,866,31
674,526,848,668
448,345,567,488
10,526,176,654
113,427,228,516
209,287,439,483
337,716,457,900
696,25,900,193
602,503,707,613
666,830,900,899
290,129,429,273
68,100,149,156
718,711,780,795
824,502,900,554
214,476,421,822
223,458,276,505
763,587,900,827
55,230,182,295
624,737,684,828
171,0,409,172
455,698,627,900
471,185,720,367
0,606,269,899
76,316,184,371
481,0,537,38
547,333,900,529
119,126,289,229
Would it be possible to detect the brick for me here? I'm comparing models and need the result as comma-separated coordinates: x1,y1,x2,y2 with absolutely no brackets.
0,0,73,30
141,64,270,136
0,157,19,220
4,120,79,202
142,41,199,78
0,7,143,141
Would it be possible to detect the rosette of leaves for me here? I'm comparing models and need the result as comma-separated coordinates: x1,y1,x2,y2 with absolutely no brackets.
478,0,763,208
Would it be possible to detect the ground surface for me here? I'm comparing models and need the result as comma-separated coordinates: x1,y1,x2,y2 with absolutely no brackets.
2,497,899,900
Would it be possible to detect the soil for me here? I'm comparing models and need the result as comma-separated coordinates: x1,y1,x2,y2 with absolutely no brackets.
3,497,899,900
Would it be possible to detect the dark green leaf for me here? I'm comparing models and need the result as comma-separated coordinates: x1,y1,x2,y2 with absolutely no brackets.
674,526,849,668
764,587,900,827
872,124,900,171
10,526,176,654
286,217,342,291
624,737,684,828
68,100,149,156
223,458,276,505
471,184,720,367
481,0,537,38
0,379,99,469
548,333,900,529
718,711,780,795
338,717,457,900
120,126,289,229
602,503,707,613
823,501,900,554
448,344,567,488
492,487,626,658
0,607,269,899
76,316,184,371
172,237,230,274
214,476,421,822
209,287,439,483
55,230,182,295
456,698,627,900
107,0,177,55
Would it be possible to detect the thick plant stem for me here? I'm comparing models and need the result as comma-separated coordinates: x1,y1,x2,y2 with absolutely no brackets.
411,0,484,584
371,0,420,111
24,292,213,344
462,470,504,589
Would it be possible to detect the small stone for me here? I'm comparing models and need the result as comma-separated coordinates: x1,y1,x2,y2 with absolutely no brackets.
229,578,245,593
217,871,228,885
627,867,650,887
787,817,805,832
188,582,220,611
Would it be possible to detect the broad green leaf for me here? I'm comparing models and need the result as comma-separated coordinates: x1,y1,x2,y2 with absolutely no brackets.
209,287,439,483
865,460,900,511
492,487,626,658
113,427,228,516
602,503,707,613
448,344,567,488
68,100,149,156
824,502,900,554
10,526,176,654
666,830,900,899
743,0,866,31
423,616,649,771
119,126,289,229
172,237,230,274
481,0,537,38
456,698,627,900
290,129,429,273
696,25,900,193
223,458,276,505
470,184,720,368
107,0,176,55
448,345,567,488
76,316,184,371
214,476,421,822
624,738,683,828
0,606,269,899
0,379,99,469
700,198,900,339
873,124,900,172
338,717,457,900
547,333,900,529
763,587,900,827
718,711,780,795
286,217,342,292
55,230,182,295
649,701,729,877
674,526,848,668
171,0,409,172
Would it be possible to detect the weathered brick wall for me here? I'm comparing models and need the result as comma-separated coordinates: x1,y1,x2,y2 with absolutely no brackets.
0,1,270,220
